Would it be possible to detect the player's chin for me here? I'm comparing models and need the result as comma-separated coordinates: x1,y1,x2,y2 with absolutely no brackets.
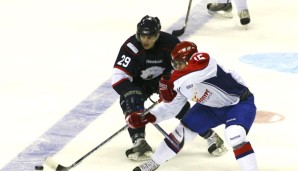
142,44,153,50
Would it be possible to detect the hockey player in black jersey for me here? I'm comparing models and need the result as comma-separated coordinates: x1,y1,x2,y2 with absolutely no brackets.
111,15,227,161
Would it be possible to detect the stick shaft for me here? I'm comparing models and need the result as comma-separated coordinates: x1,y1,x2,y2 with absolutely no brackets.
172,0,192,36
45,101,160,170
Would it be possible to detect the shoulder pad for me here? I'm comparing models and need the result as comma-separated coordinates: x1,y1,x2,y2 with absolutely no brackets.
158,31,180,49
188,52,210,69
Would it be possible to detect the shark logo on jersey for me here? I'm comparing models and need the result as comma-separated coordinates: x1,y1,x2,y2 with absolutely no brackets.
140,66,165,80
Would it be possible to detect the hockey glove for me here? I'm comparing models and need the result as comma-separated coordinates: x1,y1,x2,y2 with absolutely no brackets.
159,76,177,103
123,88,145,114
126,111,156,129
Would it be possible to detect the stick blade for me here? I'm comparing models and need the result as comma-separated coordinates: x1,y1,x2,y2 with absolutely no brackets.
44,157,69,171
172,27,186,37
44,157,59,170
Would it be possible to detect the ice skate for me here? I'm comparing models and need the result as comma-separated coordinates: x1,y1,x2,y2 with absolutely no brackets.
207,130,228,156
239,9,250,29
126,138,153,161
133,159,160,171
207,2,233,18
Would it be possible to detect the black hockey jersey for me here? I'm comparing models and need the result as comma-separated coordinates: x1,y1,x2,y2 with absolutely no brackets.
112,31,180,97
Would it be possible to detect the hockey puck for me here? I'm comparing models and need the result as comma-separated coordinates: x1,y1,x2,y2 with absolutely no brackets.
35,165,44,170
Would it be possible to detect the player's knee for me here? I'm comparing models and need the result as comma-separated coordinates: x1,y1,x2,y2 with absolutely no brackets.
224,125,247,149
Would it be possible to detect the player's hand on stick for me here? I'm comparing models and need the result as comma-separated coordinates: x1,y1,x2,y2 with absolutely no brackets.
159,76,177,103
126,111,156,128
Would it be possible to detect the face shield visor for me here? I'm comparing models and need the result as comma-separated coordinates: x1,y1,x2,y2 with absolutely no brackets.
171,59,188,70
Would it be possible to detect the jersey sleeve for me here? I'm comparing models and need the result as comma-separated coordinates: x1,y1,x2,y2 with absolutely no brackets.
150,92,188,123
112,37,140,95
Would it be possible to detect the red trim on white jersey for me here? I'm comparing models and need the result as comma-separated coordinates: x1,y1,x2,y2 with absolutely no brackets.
170,52,210,82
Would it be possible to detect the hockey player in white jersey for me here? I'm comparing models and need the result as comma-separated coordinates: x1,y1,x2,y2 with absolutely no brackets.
207,0,251,26
126,41,258,171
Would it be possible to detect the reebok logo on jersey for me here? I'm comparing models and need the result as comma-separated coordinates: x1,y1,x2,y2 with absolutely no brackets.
127,42,139,54
146,59,163,64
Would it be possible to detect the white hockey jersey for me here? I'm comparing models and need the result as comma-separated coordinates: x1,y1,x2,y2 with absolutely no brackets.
150,52,249,123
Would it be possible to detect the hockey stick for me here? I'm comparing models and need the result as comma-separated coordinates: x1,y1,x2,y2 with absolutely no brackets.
44,101,160,171
172,0,192,37
153,124,183,150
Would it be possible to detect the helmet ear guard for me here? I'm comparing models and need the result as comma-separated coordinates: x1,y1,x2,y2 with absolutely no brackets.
136,15,161,40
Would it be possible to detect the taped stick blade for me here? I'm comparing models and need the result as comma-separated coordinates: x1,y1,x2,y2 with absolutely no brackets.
44,157,59,170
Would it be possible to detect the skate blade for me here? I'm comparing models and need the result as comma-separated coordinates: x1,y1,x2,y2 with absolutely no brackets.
127,151,153,161
211,145,228,156
208,10,233,18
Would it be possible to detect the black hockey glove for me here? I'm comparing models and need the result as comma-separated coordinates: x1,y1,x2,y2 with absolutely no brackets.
123,88,145,115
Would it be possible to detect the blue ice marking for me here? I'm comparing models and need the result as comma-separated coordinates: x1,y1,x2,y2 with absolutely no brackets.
239,53,298,74
1,79,119,171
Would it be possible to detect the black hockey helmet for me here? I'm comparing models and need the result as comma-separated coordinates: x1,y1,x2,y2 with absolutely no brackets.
136,15,161,37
